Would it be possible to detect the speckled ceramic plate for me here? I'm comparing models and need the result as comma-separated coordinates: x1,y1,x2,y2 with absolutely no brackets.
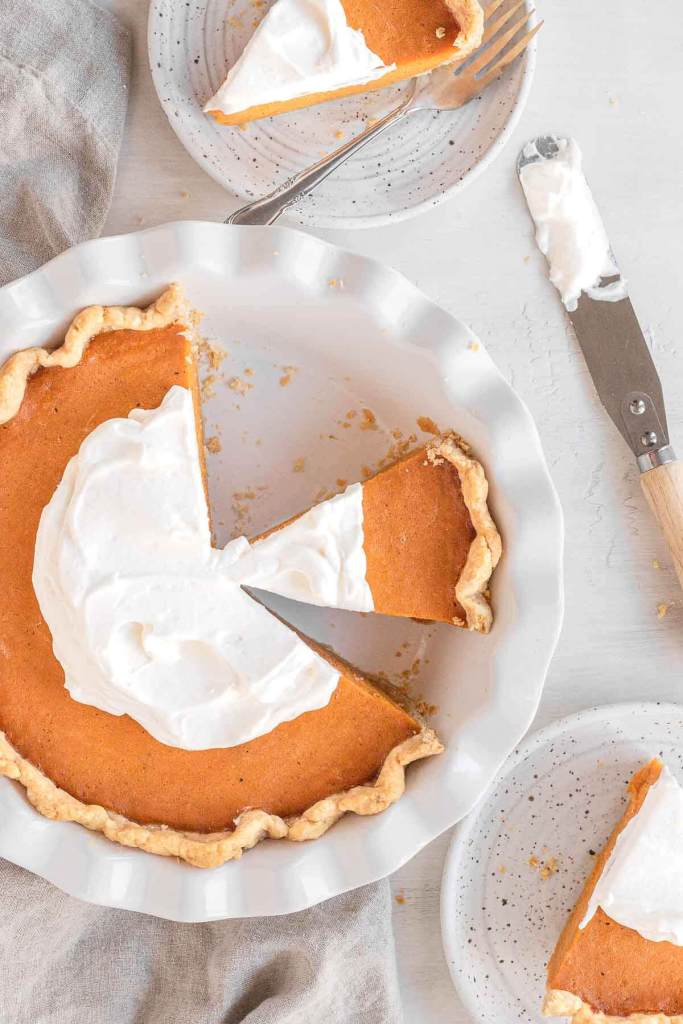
440,702,683,1024
148,0,536,229
0,222,562,920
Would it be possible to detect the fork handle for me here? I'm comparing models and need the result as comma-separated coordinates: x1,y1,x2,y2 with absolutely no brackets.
225,92,414,226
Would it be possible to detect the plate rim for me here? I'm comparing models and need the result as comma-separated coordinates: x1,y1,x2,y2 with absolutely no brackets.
0,221,563,919
146,0,538,230
439,699,683,1024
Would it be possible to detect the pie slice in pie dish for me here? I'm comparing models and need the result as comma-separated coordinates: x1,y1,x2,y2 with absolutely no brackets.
243,442,501,632
544,759,683,1022
204,0,484,126
0,286,441,867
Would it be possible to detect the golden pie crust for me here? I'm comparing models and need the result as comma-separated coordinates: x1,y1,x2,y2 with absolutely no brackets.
425,434,501,632
0,286,445,866
543,990,683,1024
0,727,440,867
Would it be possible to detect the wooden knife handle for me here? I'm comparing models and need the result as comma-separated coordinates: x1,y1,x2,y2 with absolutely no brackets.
641,459,683,591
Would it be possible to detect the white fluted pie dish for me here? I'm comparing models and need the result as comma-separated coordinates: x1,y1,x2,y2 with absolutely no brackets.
0,222,563,919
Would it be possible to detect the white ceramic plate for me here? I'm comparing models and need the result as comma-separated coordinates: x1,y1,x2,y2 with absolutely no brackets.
0,221,562,920
440,702,683,1024
148,0,536,229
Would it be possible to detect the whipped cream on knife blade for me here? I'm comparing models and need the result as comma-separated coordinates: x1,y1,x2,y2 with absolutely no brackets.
238,483,374,611
519,136,628,312
581,765,683,945
32,385,340,751
204,0,395,116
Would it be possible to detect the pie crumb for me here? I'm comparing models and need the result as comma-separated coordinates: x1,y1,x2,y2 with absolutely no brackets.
198,338,228,370
529,854,559,880
540,857,559,880
653,559,661,570
292,457,306,473
336,478,347,489
467,340,480,352
657,602,670,619
360,408,378,431
279,365,298,387
395,890,406,905
229,377,253,395
417,416,440,435
206,436,222,454
435,25,446,38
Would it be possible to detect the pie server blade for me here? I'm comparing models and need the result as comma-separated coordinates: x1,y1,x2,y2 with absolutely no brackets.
517,134,683,590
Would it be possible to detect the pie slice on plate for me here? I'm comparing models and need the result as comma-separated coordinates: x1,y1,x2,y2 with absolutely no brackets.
544,759,683,1022
0,286,442,867
243,441,501,632
204,0,484,126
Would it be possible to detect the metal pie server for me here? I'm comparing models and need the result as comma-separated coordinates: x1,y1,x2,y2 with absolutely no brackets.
518,134,683,589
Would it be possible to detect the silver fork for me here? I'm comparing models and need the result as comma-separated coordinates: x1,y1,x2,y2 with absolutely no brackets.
226,0,542,226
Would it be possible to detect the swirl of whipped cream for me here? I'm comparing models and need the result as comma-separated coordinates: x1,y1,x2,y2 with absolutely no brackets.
32,386,339,751
204,0,395,117
581,765,683,945
237,483,374,611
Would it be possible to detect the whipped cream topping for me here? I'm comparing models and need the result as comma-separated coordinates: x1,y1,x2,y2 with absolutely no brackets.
32,386,340,751
239,483,374,612
519,137,628,311
204,0,395,116
581,765,683,945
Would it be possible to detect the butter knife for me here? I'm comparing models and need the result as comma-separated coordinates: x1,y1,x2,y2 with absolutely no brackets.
518,134,683,589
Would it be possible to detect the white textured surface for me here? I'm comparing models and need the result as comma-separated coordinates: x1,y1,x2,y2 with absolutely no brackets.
148,0,534,227
441,704,683,1024
15,0,683,1019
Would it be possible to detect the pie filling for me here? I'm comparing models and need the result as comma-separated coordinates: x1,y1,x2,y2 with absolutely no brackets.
244,439,500,630
545,760,683,1020
0,285,500,864
32,384,342,751
205,0,484,124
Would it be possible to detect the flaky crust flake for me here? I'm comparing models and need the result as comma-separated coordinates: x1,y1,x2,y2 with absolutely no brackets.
0,727,442,868
0,284,191,426
426,433,502,633
445,0,485,61
543,989,683,1024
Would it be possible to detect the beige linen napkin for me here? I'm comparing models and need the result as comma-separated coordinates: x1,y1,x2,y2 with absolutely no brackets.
0,3,403,1022
0,860,402,1024
0,0,130,284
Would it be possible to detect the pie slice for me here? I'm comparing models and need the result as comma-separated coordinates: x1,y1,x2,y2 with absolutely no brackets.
544,759,683,1023
0,286,441,867
204,0,483,126
242,440,501,632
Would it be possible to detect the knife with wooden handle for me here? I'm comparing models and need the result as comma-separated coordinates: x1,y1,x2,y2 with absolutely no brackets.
518,135,683,589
